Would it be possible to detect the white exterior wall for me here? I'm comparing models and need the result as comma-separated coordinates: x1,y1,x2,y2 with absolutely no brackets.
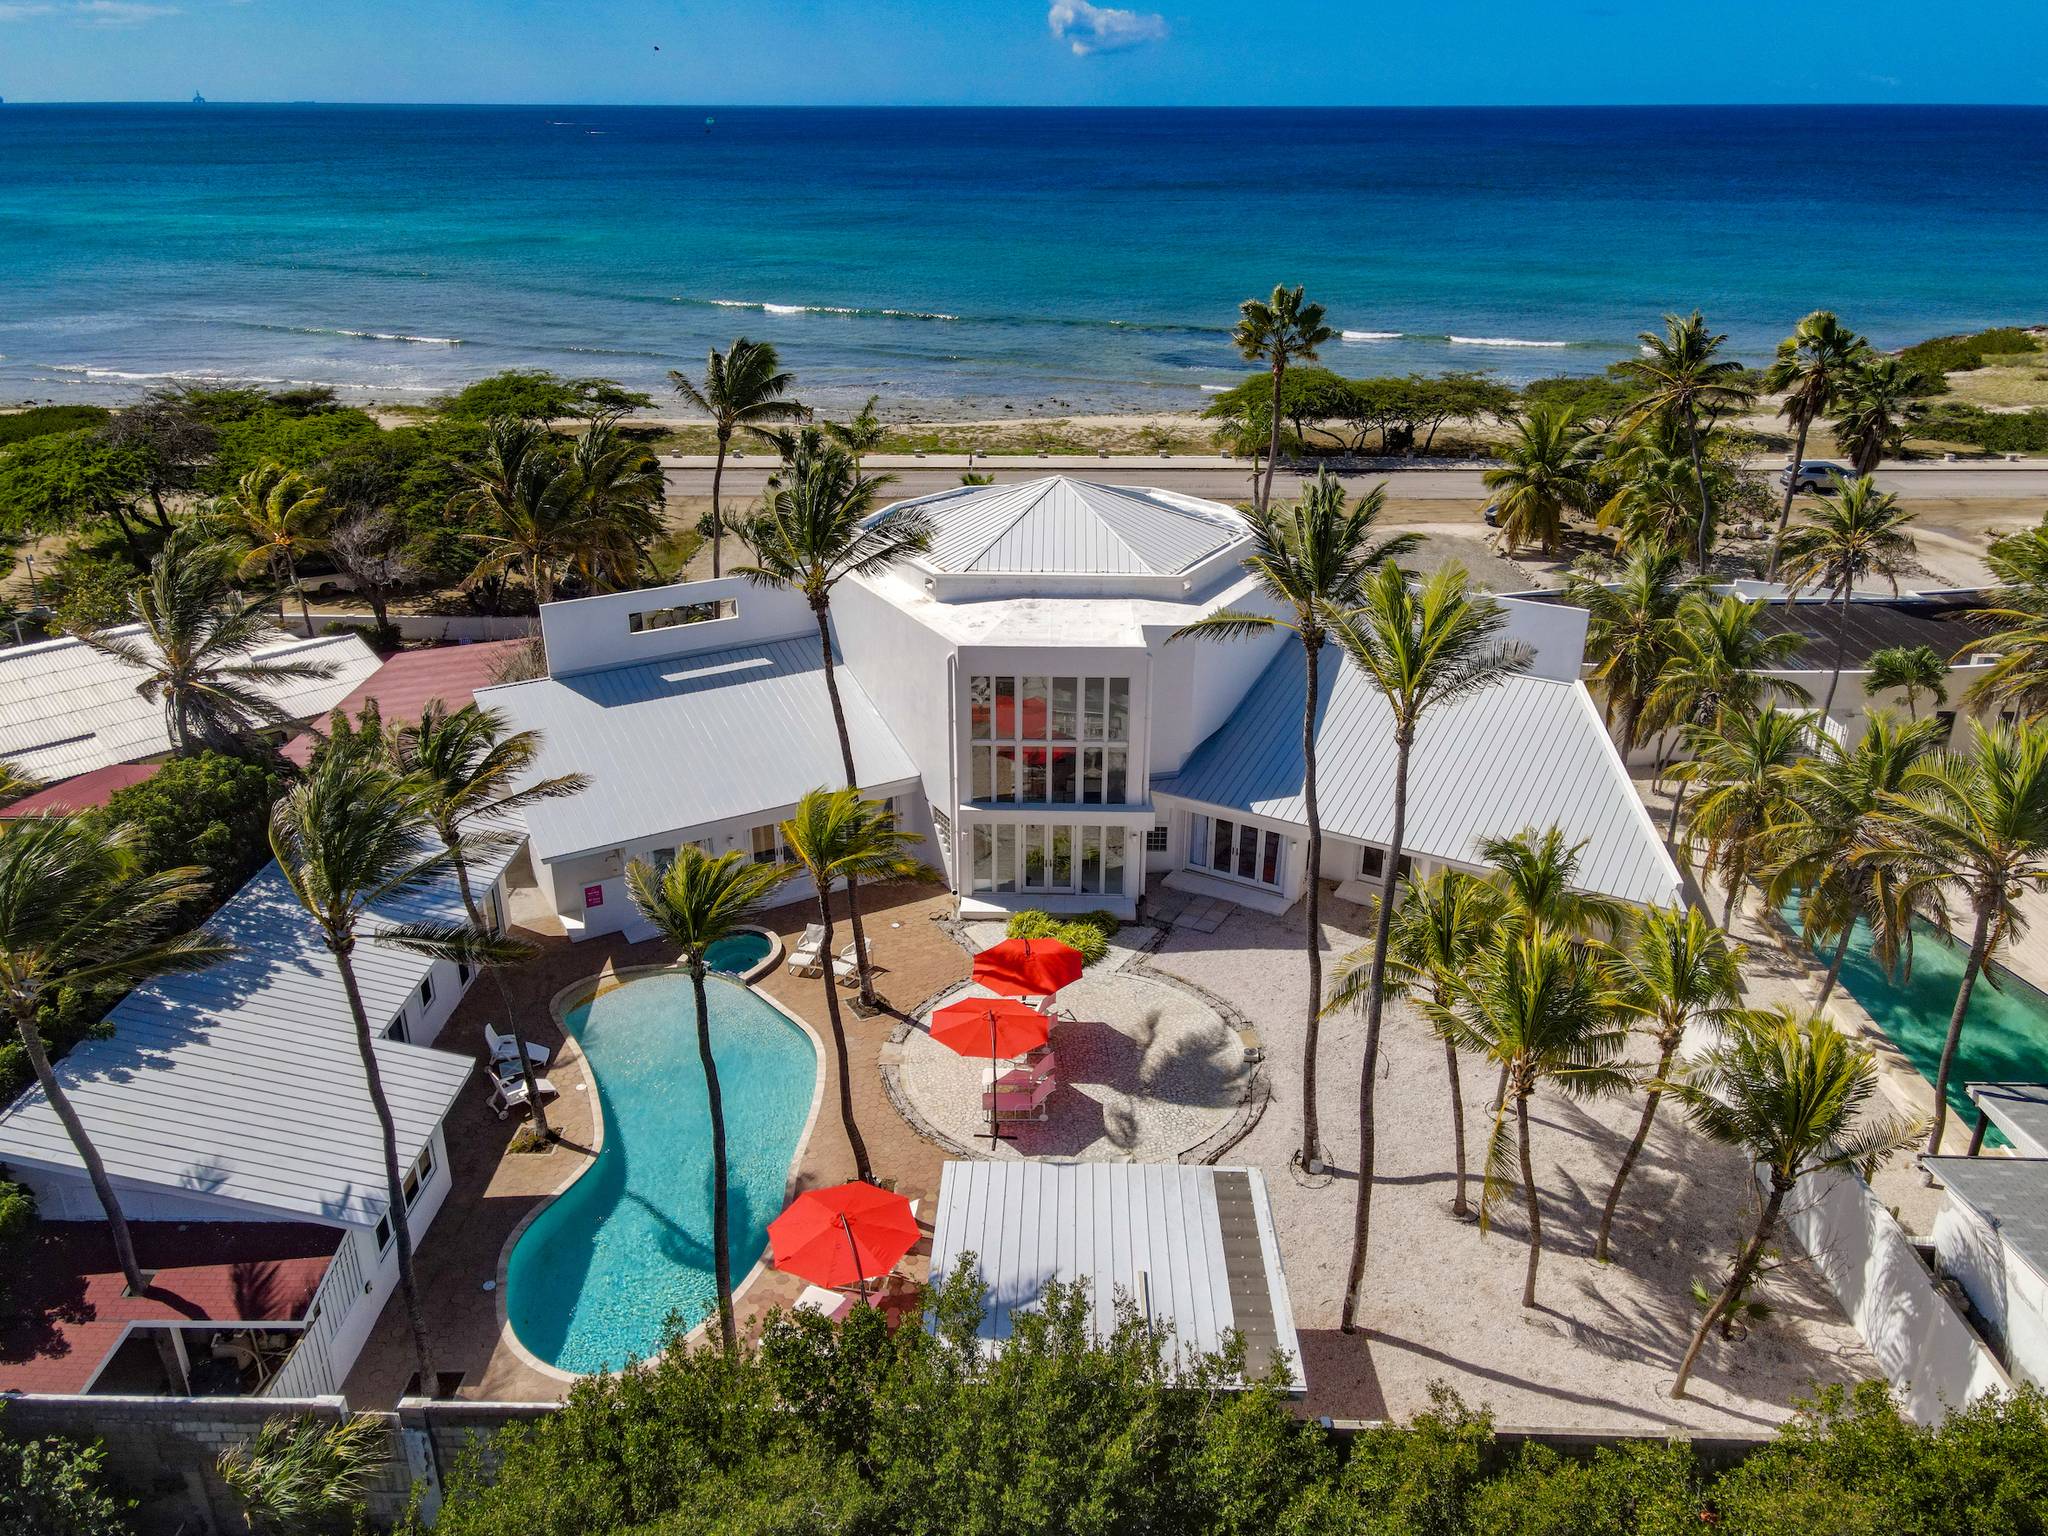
1141,607,1290,776
1934,1193,2048,1390
538,576,814,677
833,576,961,809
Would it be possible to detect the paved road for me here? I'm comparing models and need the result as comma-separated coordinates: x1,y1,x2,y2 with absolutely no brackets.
664,455,2048,503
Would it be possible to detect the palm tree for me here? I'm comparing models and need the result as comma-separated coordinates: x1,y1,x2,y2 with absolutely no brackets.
1965,514,2048,717
395,702,590,1139
1857,719,2048,1161
563,410,667,591
1644,592,1810,838
1860,644,1946,721
0,817,230,1298
78,530,337,757
1616,311,1753,570
824,395,887,468
269,752,513,1395
1831,355,1932,475
1171,471,1418,1171
1594,440,1703,554
0,761,40,807
1777,476,1918,718
1666,1008,1919,1397
1427,928,1632,1308
736,429,931,1010
668,339,806,577
1481,403,1595,555
779,788,925,1184
1568,542,1694,759
1592,907,1743,1262
218,463,331,638
1233,285,1335,513
624,848,791,1354
1333,562,1526,1332
1474,825,1631,943
1764,709,1947,1007
1671,707,1810,926
456,417,582,606
1328,869,1500,1216
217,1411,387,1535
1761,312,1869,580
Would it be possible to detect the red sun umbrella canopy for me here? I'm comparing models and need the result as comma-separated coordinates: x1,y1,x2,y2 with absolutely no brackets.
972,937,1084,998
928,996,1050,1062
768,1181,919,1289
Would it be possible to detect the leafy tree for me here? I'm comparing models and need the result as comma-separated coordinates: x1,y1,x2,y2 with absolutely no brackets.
328,509,418,639
217,1412,388,1535
1233,284,1334,511
98,750,283,912
1568,541,1695,757
206,407,381,494
1672,706,1810,926
1172,470,1418,1172
1965,512,2048,717
1831,355,1933,474
435,370,652,423
1520,372,1646,428
0,429,152,558
0,1420,135,1536
668,339,806,577
1762,311,1869,579
101,392,218,526
625,848,791,1353
1776,475,1918,717
1665,1009,1918,1397
216,463,332,637
1616,311,1753,569
1482,401,1595,554
1332,563,1526,1332
44,544,144,633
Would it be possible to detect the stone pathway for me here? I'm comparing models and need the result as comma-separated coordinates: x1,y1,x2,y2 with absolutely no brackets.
1144,886,1238,934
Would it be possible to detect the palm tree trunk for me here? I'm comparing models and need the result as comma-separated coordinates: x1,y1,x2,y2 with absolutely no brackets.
1517,1087,1542,1309
812,891,873,1182
690,963,737,1355
1339,731,1411,1334
1925,903,1994,1166
1722,878,1740,930
1821,585,1852,719
1766,415,1811,581
1683,403,1713,572
1666,779,1689,844
1595,1034,1676,1262
1672,1179,1787,1397
1443,1033,1469,1218
333,943,436,1394
710,430,729,578
813,602,880,1008
1298,634,1325,1170
1816,927,1852,1009
287,550,314,638
1261,359,1284,513
449,853,550,1141
15,1009,151,1298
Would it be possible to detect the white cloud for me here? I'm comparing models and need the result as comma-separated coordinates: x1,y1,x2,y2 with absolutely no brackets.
75,0,180,21
0,2,59,17
1047,0,1166,56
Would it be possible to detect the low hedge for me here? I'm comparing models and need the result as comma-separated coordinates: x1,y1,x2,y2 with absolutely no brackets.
1899,326,2042,375
1004,907,1120,965
1918,404,2048,454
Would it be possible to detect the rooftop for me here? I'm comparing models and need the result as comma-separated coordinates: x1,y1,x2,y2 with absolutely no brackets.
477,634,919,865
1970,1083,2048,1158
889,477,1248,579
1926,1155,2048,1283
0,625,382,783
281,638,528,767
1,760,162,817
1156,643,1682,908
1747,593,2004,670
0,1221,338,1395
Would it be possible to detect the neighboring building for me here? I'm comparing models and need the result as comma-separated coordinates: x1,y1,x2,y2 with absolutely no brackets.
927,1159,1307,1391
486,477,1678,934
0,760,161,817
1928,1150,2048,1390
280,637,528,767
0,624,381,784
1971,1082,2048,1158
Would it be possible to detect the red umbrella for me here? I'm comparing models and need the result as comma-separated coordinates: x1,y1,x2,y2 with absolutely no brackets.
769,1182,919,1301
928,997,1051,1062
972,937,1084,999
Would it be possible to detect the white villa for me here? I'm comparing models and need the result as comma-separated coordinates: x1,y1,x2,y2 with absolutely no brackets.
483,477,1680,931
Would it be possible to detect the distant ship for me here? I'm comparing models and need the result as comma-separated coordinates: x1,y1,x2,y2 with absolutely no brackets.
192,92,206,105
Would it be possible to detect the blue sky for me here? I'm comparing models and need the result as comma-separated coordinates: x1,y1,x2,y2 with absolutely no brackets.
1,0,2043,105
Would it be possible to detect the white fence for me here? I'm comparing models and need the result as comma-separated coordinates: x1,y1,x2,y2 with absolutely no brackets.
263,1229,367,1400
311,611,537,643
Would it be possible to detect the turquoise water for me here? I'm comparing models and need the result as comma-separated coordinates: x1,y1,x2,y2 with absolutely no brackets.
1785,902,2048,1147
5,106,2048,411
506,973,817,1372
705,931,773,975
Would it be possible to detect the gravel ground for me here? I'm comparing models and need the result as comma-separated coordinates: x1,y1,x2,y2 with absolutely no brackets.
1146,893,1883,1432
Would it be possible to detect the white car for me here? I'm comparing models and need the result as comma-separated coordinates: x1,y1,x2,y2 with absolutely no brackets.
1778,460,1851,493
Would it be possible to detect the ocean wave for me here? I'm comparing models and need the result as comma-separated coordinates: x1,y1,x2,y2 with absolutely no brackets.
693,298,959,321
1341,330,1402,341
229,320,468,346
1199,383,1230,393
1447,335,1570,348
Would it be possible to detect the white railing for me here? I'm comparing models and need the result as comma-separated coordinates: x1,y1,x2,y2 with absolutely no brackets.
264,1231,366,1400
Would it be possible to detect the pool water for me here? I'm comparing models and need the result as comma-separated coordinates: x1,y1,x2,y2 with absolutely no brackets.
705,931,773,975
505,973,818,1372
1783,900,2048,1147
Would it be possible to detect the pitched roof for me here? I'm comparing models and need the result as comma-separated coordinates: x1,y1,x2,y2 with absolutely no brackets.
0,834,516,1227
477,635,919,864
0,625,382,782
891,478,1248,577
1,761,162,817
1155,643,1681,908
281,639,527,767
1925,1156,2048,1284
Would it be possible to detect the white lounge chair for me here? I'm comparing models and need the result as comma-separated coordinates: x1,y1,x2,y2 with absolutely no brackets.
488,1061,559,1121
793,1284,855,1321
787,924,827,976
485,1022,550,1068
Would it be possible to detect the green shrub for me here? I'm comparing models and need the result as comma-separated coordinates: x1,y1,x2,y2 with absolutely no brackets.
1917,404,2048,454
1003,908,1113,964
1899,327,2042,375
98,749,283,912
0,404,111,448
0,1416,134,1536
0,1177,35,1307
45,544,143,633
433,369,653,422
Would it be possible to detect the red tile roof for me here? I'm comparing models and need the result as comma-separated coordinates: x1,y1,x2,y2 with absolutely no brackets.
281,639,527,767
0,1221,340,1395
1,761,162,817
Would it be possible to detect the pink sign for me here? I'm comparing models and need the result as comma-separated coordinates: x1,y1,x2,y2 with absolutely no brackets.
584,884,605,909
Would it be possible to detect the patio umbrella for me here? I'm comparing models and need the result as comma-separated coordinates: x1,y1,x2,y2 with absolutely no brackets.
929,996,1052,1145
768,1181,919,1302
972,936,1084,1000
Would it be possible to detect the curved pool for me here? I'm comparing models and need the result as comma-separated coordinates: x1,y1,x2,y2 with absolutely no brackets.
506,972,819,1373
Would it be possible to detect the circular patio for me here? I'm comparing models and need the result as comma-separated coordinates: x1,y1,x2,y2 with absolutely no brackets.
894,969,1255,1161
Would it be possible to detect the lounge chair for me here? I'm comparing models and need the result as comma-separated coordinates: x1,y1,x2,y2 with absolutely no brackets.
787,924,827,976
488,1063,559,1121
793,1284,855,1321
485,1022,550,1068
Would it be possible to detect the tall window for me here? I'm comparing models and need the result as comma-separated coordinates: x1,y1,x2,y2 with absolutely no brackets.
968,674,1131,805
1186,813,1286,892
972,821,1125,896
750,824,794,866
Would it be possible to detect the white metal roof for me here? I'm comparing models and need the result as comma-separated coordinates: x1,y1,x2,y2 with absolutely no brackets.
476,635,920,865
1926,1156,2048,1284
1156,642,1682,909
0,833,518,1227
928,1160,1305,1390
889,478,1249,577
1971,1084,2048,1158
0,625,382,783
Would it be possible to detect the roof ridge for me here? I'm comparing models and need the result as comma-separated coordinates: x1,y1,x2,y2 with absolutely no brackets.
958,478,1051,569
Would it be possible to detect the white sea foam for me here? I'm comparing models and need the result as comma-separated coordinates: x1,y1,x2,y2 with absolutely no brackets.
1448,335,1569,348
1199,383,1230,393
334,329,465,346
1341,330,1402,341
704,298,956,321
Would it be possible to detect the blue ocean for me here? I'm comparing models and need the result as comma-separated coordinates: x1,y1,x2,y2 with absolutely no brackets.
3,105,2046,413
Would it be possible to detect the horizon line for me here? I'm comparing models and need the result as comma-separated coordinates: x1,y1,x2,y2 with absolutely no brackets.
4,98,2048,110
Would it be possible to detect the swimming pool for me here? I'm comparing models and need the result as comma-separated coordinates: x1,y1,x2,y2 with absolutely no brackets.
505,971,819,1373
1784,901,2048,1147
705,930,774,976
